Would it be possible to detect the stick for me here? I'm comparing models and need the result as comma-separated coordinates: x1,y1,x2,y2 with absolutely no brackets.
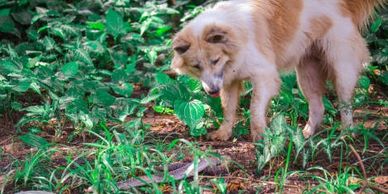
349,144,368,194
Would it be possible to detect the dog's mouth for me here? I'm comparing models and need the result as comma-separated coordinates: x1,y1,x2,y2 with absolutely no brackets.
201,72,224,98
208,90,220,98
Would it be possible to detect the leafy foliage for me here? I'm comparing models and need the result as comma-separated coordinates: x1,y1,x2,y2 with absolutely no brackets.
0,0,387,193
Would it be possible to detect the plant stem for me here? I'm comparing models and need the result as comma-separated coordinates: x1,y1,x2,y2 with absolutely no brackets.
280,141,293,192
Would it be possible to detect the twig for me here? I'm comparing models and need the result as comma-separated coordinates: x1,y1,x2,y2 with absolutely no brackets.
199,175,302,189
0,137,12,145
349,144,368,194
368,183,388,194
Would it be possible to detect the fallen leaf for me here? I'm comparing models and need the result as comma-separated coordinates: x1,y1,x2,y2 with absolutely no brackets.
375,176,388,184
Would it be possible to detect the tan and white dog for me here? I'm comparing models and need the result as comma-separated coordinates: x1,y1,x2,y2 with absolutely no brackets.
171,0,385,141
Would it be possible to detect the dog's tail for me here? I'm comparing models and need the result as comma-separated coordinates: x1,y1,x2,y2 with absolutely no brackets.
343,0,387,30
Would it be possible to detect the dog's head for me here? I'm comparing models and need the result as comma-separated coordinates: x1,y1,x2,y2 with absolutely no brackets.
171,20,241,97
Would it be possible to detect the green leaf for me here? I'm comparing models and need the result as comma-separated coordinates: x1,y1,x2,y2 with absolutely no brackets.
94,88,116,106
174,99,205,129
13,79,32,92
0,59,22,74
190,127,207,137
160,84,190,104
155,72,173,84
61,62,79,77
112,83,133,97
156,25,172,37
0,15,18,34
358,75,370,90
11,9,32,25
0,9,11,16
370,17,382,33
74,48,93,65
111,69,128,82
19,133,50,149
380,71,388,86
87,21,105,31
146,48,157,65
105,9,127,38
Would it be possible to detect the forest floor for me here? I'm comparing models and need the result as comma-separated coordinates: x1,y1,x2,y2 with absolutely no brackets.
1,103,387,193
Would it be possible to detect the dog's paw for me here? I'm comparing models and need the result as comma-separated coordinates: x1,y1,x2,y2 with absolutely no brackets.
302,125,314,139
207,130,232,141
250,131,262,142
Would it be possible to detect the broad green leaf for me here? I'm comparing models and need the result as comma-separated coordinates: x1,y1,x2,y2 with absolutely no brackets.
94,88,116,106
112,83,133,97
112,51,128,68
0,59,22,74
11,9,32,25
160,84,190,104
74,48,93,65
146,48,157,65
111,69,127,82
79,113,93,129
185,77,202,92
141,92,161,104
42,36,56,51
358,75,370,90
155,72,173,84
61,62,79,77
174,99,205,129
0,8,11,16
13,79,32,92
0,15,19,36
105,9,127,38
85,41,105,54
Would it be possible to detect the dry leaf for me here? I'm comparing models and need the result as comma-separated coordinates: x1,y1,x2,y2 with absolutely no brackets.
375,176,388,184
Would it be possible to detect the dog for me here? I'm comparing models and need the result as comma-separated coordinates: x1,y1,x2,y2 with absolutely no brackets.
171,0,385,141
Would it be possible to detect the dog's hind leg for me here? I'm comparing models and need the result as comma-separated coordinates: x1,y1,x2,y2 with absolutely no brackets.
296,56,326,138
208,80,242,141
324,30,369,130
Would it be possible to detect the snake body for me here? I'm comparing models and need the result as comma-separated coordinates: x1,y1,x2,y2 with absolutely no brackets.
17,158,222,193
118,157,222,189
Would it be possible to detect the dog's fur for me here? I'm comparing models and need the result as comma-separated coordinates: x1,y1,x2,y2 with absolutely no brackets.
171,0,386,141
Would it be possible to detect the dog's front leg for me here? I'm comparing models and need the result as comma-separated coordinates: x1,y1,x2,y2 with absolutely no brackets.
250,72,280,142
208,81,241,141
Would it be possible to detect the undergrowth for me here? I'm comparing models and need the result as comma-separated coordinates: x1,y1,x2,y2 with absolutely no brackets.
0,0,387,193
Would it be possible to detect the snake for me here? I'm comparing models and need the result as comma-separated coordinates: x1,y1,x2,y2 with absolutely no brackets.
118,157,223,189
15,157,223,193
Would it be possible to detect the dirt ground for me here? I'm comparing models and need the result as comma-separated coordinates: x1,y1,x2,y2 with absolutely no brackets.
0,104,387,193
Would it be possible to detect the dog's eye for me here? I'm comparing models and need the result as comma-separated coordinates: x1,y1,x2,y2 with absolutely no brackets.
174,45,190,54
193,63,201,70
210,58,220,65
207,34,225,44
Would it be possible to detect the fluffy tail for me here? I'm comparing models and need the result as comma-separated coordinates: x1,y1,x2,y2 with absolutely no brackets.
343,0,387,29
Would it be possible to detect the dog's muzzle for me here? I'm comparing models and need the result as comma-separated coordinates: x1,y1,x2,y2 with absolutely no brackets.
201,72,223,98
